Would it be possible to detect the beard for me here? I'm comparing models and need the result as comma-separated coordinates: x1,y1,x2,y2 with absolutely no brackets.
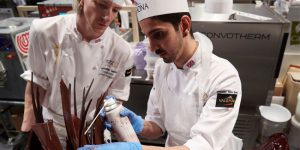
155,48,172,63
162,56,173,63
155,32,184,64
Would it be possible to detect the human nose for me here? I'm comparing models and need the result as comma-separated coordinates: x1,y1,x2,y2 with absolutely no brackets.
101,9,113,21
102,11,109,21
148,39,158,53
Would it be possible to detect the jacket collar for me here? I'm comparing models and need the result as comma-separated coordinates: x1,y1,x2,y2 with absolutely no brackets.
69,14,107,44
182,32,213,71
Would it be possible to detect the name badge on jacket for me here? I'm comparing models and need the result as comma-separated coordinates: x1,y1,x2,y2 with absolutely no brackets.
98,59,119,78
216,90,237,108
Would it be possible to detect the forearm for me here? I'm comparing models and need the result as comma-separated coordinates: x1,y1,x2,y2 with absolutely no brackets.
139,121,164,139
21,81,45,131
140,121,189,150
21,82,35,131
142,145,189,150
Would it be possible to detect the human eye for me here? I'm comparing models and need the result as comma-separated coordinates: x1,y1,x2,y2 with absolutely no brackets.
112,8,120,13
112,5,122,14
151,31,166,40
94,0,108,9
99,3,108,9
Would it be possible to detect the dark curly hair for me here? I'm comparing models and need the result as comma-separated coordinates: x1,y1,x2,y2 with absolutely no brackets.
150,12,194,38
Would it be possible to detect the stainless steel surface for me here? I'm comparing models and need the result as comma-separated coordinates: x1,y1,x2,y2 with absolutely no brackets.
0,8,14,21
288,5,300,21
0,101,23,106
0,19,22,28
234,113,260,150
191,3,286,22
0,17,34,101
0,18,34,34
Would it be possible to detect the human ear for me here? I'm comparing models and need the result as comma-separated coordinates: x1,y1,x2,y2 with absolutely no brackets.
79,0,85,8
180,15,191,37
78,0,84,13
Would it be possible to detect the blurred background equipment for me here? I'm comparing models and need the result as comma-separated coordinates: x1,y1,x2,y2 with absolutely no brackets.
288,92,300,150
16,5,38,17
258,104,291,143
0,17,34,147
0,8,14,20
37,0,73,18
0,0,18,17
0,17,34,102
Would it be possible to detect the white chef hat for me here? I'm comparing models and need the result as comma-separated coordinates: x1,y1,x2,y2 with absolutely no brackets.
73,0,131,11
136,0,189,21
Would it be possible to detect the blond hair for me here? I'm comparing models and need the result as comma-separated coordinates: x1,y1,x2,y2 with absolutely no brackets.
73,0,81,13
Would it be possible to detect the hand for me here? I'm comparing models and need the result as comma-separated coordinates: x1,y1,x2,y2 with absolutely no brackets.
12,132,29,150
120,107,144,134
99,109,112,131
99,107,144,133
78,142,142,150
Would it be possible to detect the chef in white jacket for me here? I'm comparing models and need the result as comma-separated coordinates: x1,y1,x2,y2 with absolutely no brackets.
79,0,243,150
13,0,134,149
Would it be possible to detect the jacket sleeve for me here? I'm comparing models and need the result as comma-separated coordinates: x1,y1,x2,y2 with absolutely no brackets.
107,41,134,101
21,19,49,90
184,60,242,150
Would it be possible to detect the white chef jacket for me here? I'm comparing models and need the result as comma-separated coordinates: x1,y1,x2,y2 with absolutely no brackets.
145,32,243,150
21,14,133,144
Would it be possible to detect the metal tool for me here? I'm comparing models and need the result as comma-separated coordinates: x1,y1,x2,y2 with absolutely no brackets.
84,106,104,135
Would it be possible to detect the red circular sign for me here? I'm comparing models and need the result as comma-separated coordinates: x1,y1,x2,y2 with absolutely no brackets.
16,31,30,55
